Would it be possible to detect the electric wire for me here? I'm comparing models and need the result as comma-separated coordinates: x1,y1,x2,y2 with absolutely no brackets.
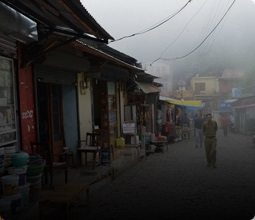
150,0,209,65
199,0,232,56
198,0,222,54
109,0,192,43
158,0,236,61
198,0,229,55
191,0,225,74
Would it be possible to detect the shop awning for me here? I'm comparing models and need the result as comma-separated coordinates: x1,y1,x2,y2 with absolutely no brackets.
167,100,202,107
135,81,160,94
2,0,113,41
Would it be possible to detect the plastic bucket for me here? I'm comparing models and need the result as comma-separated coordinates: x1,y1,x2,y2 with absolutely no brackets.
18,183,30,207
27,173,42,184
11,152,29,167
2,193,22,214
0,198,11,211
29,178,42,202
26,160,45,176
0,198,11,218
8,166,27,186
4,154,14,168
1,175,19,196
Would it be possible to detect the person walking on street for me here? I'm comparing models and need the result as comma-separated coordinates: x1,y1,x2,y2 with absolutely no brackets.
220,114,229,137
194,112,204,148
202,113,218,168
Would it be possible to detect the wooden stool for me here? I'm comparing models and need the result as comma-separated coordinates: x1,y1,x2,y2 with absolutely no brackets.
39,182,90,220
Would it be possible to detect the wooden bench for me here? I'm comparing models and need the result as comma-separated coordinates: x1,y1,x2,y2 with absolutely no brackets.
39,182,90,220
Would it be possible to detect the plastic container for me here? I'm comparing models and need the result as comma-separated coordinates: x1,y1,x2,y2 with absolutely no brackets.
116,137,125,148
27,173,42,184
18,183,30,207
2,193,22,214
11,151,29,167
26,160,45,176
8,166,27,186
1,175,19,196
0,198,11,211
0,198,11,218
29,178,42,202
131,135,139,145
4,154,13,168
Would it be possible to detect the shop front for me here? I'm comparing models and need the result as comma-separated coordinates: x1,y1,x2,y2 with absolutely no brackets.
123,80,160,151
34,49,90,158
0,2,38,151
158,99,203,142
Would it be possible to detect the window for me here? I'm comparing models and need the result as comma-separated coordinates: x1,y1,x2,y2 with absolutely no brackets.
194,83,205,93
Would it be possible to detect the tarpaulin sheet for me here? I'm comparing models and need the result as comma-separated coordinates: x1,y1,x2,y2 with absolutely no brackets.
167,100,202,107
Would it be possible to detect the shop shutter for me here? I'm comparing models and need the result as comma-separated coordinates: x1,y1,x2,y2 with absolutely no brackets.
0,34,17,58
35,65,77,85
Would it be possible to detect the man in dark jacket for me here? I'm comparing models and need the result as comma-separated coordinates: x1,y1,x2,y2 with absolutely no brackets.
202,113,218,168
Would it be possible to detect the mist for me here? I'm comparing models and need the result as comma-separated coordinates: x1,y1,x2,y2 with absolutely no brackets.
83,0,255,81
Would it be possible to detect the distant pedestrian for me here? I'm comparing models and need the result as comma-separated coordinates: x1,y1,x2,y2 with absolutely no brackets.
202,113,218,168
192,114,197,136
220,114,229,137
194,112,204,148
228,114,235,132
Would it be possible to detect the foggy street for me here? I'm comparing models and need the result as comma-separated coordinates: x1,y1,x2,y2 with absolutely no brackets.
71,130,255,220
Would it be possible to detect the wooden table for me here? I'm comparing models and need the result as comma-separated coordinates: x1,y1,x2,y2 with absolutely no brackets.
39,182,90,220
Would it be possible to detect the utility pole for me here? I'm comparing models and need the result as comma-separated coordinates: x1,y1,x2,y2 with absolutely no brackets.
178,80,186,100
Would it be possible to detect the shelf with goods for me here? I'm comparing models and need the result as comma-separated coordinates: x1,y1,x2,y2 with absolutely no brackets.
0,57,17,147
99,81,117,147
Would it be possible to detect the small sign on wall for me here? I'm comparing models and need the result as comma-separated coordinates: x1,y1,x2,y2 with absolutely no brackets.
123,121,136,134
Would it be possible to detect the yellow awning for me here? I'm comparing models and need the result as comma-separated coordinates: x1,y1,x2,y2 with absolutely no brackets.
167,100,202,107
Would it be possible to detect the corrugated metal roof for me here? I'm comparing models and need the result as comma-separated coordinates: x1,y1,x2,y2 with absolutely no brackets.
78,38,138,65
135,81,160,94
1,0,113,41
72,40,144,72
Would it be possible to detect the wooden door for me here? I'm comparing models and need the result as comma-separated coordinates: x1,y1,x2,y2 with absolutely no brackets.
37,82,64,156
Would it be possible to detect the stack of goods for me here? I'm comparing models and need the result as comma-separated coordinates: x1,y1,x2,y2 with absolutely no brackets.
9,151,29,187
0,148,27,217
8,165,29,208
156,135,167,142
0,151,29,216
3,146,16,172
0,174,22,216
26,154,45,202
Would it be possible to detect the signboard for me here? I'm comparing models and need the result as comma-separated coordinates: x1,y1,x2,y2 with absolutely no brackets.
219,101,232,112
122,121,136,134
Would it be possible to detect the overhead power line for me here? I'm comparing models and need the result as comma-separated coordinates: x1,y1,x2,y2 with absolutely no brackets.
150,0,209,65
109,0,192,43
154,0,236,63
